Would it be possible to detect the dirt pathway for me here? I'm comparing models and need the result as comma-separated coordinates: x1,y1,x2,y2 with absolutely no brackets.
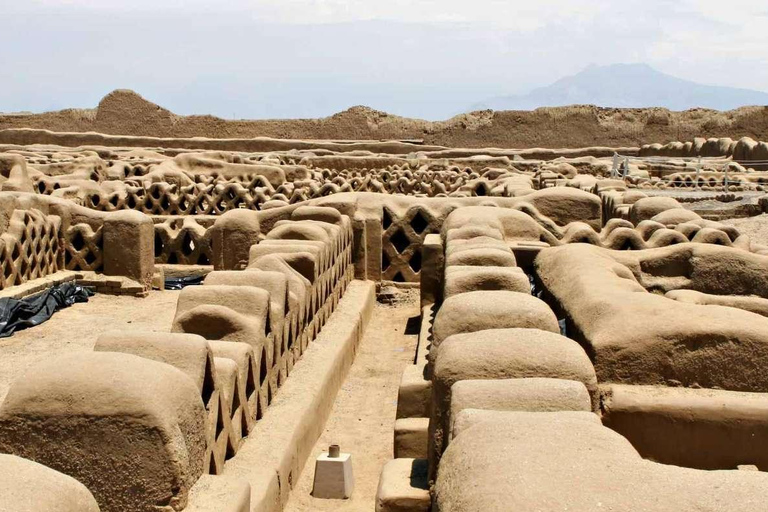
284,291,420,512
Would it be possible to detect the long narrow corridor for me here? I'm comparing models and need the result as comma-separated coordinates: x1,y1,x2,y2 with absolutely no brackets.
284,289,420,512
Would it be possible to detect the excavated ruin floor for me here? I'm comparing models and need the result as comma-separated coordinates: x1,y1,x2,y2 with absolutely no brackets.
0,290,180,403
722,214,768,246
284,290,420,512
1,284,421,510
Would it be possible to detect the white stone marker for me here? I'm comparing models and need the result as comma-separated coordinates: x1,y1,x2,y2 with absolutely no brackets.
311,444,355,499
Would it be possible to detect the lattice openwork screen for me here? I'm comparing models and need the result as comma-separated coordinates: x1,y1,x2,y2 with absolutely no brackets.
0,209,63,289
381,205,439,282
154,218,212,265
36,167,488,217
64,224,103,272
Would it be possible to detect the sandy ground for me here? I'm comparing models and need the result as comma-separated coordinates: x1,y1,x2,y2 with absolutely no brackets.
722,214,768,247
0,290,179,404
284,291,420,512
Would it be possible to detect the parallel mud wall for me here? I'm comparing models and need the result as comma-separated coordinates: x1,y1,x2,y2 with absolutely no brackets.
2,90,768,149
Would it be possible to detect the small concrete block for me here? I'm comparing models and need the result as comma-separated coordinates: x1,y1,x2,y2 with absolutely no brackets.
375,458,430,512
312,449,354,499
396,363,431,419
394,418,428,459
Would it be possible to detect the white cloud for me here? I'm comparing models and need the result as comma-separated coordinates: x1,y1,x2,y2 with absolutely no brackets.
15,0,768,36
2,0,767,117
19,0,607,28
643,0,768,90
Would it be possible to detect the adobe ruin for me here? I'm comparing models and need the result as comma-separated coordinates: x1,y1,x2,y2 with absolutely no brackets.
1,124,768,511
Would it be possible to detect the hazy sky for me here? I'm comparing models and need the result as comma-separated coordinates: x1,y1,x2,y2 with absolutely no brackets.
1,0,767,119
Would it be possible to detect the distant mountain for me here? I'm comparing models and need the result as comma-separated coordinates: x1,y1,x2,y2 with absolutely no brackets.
474,63,768,111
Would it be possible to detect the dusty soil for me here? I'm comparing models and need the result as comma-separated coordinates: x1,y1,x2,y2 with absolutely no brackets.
2,89,767,148
284,291,420,512
0,290,179,404
722,214,768,247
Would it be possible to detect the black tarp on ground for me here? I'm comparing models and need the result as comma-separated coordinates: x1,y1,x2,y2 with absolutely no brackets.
0,282,94,338
163,275,205,290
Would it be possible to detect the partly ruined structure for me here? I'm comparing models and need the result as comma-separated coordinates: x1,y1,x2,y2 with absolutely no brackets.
2,127,768,512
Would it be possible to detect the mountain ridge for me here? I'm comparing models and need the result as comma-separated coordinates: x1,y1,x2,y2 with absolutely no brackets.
475,63,768,112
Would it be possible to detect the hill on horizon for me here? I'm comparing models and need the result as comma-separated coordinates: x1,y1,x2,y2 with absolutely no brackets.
3,87,768,151
474,63,768,112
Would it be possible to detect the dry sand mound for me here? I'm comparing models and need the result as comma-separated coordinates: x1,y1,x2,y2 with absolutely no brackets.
2,90,768,148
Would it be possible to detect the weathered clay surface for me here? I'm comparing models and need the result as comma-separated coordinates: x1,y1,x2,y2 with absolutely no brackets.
435,412,768,511
2,125,768,512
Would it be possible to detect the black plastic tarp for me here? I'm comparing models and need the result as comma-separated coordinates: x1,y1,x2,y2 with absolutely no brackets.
164,275,205,290
0,282,94,338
